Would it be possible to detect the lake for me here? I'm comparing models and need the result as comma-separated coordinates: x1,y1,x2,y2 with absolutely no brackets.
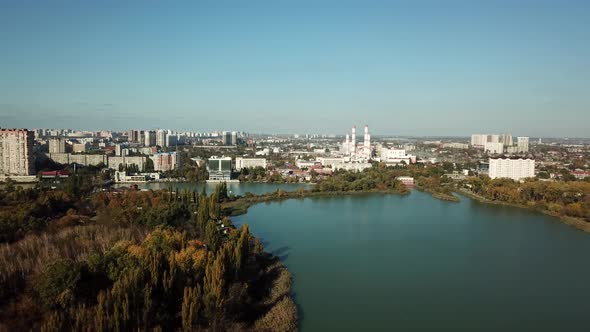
234,190,590,331
112,182,312,196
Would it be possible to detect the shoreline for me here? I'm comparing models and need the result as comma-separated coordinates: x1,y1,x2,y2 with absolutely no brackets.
457,189,590,234
222,188,410,217
224,185,590,235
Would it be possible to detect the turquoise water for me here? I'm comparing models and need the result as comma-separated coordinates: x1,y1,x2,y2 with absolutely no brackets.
112,182,312,196
234,191,590,331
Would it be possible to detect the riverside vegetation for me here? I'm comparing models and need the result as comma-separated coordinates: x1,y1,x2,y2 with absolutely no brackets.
0,175,297,331
2,163,589,330
461,176,590,232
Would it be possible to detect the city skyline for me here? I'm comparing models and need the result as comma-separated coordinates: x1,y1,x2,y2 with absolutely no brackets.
1,1,589,137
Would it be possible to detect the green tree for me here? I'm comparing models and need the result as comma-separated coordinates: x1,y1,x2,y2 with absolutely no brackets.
181,285,202,331
35,259,81,309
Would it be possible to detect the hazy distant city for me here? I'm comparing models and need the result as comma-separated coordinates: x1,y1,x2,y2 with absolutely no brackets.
2,126,589,185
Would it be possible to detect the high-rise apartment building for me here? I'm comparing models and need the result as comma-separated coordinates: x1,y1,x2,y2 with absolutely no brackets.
144,130,156,147
489,134,500,144
500,134,513,146
470,134,488,147
221,131,234,146
150,152,180,172
48,137,66,153
156,130,167,147
484,142,504,154
115,143,123,156
517,137,529,153
489,158,535,181
231,131,237,146
0,129,35,176
166,134,177,147
130,130,143,143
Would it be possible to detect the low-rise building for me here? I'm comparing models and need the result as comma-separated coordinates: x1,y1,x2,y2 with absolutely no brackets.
295,159,319,169
441,143,469,150
317,157,345,167
396,176,415,187
571,170,590,180
380,148,416,164
235,157,267,170
333,162,372,172
114,171,148,183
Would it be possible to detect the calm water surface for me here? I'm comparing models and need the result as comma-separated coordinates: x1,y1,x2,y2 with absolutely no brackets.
234,191,590,331
112,182,311,196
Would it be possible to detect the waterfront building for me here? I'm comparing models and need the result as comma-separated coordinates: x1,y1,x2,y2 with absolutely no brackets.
0,129,35,176
489,158,535,181
396,176,415,187
235,157,267,171
208,156,232,181
114,171,148,183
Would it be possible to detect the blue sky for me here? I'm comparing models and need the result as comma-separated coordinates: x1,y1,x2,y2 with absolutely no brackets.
1,0,589,136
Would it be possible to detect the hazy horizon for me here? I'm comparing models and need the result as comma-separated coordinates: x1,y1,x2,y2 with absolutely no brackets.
1,1,589,137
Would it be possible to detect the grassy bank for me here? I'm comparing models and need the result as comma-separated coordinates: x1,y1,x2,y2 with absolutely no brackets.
458,189,590,234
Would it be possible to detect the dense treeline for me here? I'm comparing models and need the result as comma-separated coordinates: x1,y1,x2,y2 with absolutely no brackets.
0,183,297,331
0,167,109,243
313,166,409,194
0,186,75,243
465,176,590,222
